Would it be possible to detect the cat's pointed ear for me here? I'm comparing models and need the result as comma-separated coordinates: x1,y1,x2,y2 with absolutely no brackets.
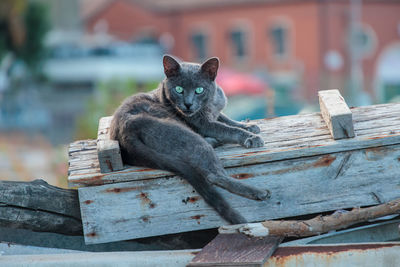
201,57,219,81
163,55,181,78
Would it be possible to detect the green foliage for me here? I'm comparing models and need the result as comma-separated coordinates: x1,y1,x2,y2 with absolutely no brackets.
0,1,49,71
20,1,49,69
75,79,158,139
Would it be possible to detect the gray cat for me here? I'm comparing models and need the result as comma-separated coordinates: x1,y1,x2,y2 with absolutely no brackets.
110,55,270,224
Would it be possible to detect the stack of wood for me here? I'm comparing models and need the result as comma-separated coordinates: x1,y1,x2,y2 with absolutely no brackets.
66,90,400,245
2,90,400,266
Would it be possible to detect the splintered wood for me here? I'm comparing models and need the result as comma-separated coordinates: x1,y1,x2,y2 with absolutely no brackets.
69,103,400,244
319,89,355,140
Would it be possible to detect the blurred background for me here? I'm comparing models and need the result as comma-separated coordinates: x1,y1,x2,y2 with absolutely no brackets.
0,0,399,187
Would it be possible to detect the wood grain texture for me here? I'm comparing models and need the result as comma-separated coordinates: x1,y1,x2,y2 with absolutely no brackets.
319,89,355,139
0,180,82,235
69,103,400,187
187,234,283,267
79,143,400,243
97,116,123,173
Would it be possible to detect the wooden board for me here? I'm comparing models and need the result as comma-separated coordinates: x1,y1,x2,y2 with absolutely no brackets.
97,116,123,173
318,89,355,139
69,103,400,187
78,142,400,244
0,180,82,235
188,234,282,267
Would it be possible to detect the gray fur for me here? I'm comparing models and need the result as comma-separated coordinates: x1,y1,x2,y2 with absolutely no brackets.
110,55,269,224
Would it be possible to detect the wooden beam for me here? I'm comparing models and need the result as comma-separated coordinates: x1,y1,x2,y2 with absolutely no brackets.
97,116,123,173
0,180,82,235
188,234,283,267
319,89,355,139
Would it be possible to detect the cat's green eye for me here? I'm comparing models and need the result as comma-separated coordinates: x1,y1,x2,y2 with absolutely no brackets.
175,86,184,94
195,87,204,94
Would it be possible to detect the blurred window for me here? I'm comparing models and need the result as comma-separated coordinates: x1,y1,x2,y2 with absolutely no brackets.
230,29,247,59
350,24,376,58
269,25,288,58
191,32,207,61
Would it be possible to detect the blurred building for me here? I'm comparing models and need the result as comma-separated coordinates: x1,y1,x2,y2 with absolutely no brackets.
82,0,400,104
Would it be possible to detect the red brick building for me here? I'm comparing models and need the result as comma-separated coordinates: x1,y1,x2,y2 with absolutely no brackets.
83,0,400,104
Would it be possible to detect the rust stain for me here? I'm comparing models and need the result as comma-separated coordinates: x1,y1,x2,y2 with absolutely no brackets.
84,200,93,205
365,146,389,161
86,232,97,237
138,192,156,209
309,144,324,148
228,149,270,159
366,134,397,140
137,168,156,172
191,215,205,220
139,192,150,205
365,146,388,154
104,186,141,193
140,215,150,223
231,173,254,179
72,173,104,182
313,155,336,167
105,159,113,172
268,158,327,175
273,243,399,259
244,150,267,155
182,196,200,204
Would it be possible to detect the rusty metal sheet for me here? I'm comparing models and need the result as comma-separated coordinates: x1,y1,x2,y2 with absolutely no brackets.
265,242,400,267
1,243,400,267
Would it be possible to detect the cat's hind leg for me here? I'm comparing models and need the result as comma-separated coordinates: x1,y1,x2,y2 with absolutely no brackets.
121,115,269,200
117,115,269,223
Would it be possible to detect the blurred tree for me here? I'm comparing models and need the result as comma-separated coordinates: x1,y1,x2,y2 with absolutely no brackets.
75,79,158,139
0,0,26,58
20,1,49,69
0,0,49,70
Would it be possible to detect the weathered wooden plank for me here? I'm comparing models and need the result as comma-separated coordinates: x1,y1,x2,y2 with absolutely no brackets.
68,140,97,153
0,180,82,235
188,234,282,267
96,117,123,173
79,143,400,244
69,132,400,186
69,103,400,186
319,89,355,139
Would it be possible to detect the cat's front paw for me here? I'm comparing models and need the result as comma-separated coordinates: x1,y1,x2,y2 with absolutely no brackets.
245,124,261,134
243,135,264,148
